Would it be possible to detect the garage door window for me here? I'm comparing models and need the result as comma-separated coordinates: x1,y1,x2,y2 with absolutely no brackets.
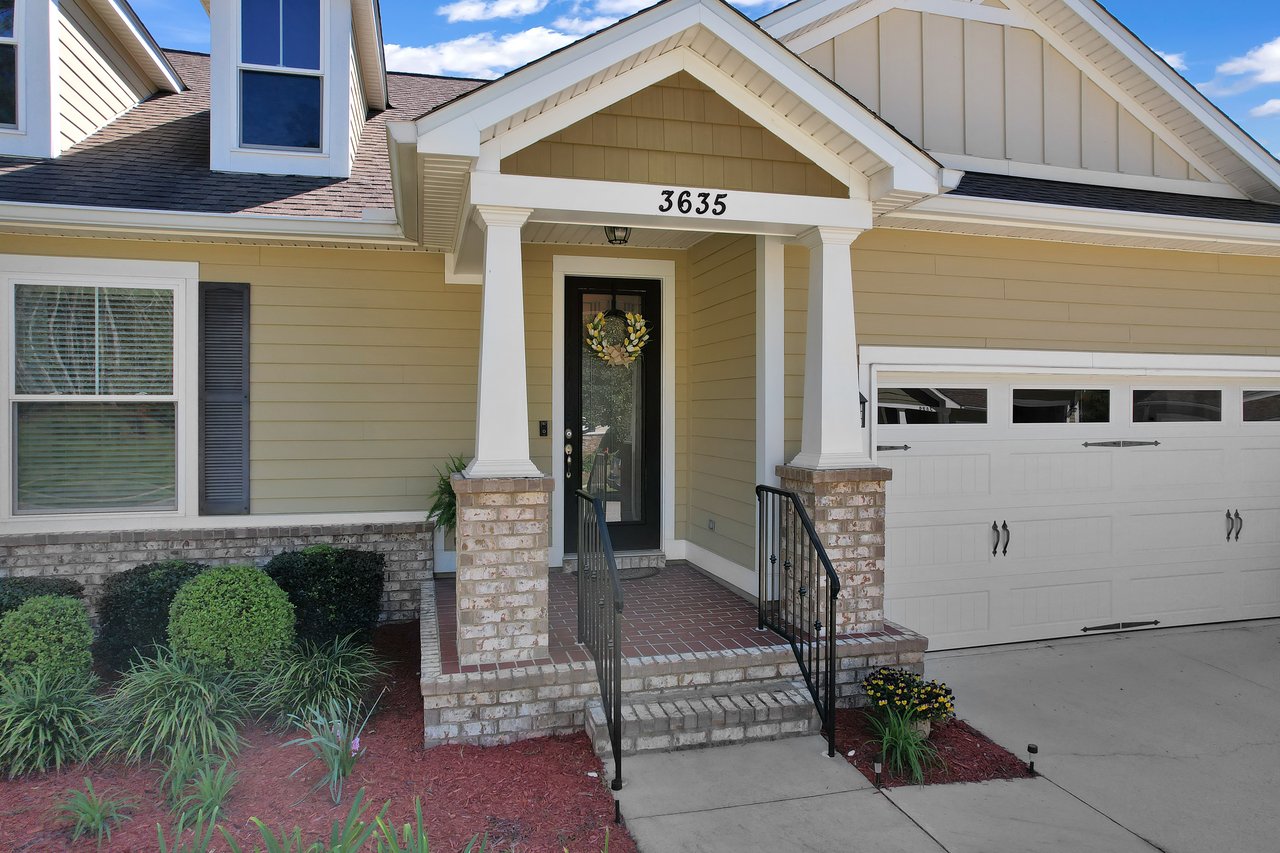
1243,390,1280,422
1013,389,1110,424
1133,389,1222,422
878,388,988,425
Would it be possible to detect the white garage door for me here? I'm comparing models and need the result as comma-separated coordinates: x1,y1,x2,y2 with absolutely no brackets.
877,372,1280,650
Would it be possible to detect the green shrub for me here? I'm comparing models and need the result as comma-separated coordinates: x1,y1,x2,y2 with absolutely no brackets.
0,670,102,777
0,576,83,617
169,566,295,670
57,778,136,847
98,649,246,763
97,560,205,671
264,546,385,645
251,634,385,727
0,596,93,679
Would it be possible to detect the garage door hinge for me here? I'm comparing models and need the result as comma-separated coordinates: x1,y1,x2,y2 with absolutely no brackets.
1081,620,1160,633
1081,440,1161,448
877,444,911,452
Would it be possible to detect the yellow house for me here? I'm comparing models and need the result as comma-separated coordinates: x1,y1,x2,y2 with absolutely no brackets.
0,0,1278,763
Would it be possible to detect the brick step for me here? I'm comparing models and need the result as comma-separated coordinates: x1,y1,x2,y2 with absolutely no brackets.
585,682,821,756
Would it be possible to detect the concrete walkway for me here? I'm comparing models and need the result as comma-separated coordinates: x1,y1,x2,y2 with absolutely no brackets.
616,620,1280,852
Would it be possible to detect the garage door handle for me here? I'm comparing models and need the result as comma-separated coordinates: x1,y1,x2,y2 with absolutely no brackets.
992,521,1000,556
1234,510,1243,541
1227,510,1234,541
1001,521,1010,556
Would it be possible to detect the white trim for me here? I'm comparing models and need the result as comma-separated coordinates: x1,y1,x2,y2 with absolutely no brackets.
861,346,1280,379
778,0,1023,54
0,200,411,245
934,154,1247,200
86,0,184,92
443,252,481,285
886,194,1280,250
755,235,784,487
0,254,199,523
550,255,676,568
669,539,756,596
0,509,428,536
0,0,55,159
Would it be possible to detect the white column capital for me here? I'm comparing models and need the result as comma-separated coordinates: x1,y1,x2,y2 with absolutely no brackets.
794,225,865,250
474,205,534,229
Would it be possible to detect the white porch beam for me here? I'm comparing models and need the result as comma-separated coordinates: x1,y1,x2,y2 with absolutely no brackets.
755,235,785,487
465,205,543,479
469,172,873,235
789,226,873,470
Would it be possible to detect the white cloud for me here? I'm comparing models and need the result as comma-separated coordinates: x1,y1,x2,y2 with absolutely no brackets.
1156,51,1188,72
385,27,577,78
552,15,618,34
1252,98,1280,118
437,0,549,22
1201,35,1280,95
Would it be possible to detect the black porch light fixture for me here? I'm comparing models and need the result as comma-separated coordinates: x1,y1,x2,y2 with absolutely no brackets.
604,226,631,245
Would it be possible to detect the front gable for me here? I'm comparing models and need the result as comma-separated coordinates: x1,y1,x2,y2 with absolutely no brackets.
765,0,1280,202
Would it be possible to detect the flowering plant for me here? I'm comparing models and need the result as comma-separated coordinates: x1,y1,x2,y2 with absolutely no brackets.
586,311,650,367
284,690,383,804
861,667,955,723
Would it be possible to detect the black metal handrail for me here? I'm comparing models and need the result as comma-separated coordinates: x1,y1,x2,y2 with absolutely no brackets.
575,488,625,791
755,485,841,757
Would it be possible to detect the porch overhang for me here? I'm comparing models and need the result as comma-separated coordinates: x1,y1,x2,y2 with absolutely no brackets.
385,0,948,254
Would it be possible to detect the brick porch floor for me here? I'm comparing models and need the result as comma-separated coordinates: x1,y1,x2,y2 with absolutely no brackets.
434,563,785,674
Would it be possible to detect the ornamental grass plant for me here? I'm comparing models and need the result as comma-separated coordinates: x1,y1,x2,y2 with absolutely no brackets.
251,634,385,728
865,706,944,785
285,692,383,805
57,778,136,849
0,669,102,777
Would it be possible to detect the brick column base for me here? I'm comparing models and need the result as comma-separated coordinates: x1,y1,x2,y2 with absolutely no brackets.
450,474,554,666
776,465,892,634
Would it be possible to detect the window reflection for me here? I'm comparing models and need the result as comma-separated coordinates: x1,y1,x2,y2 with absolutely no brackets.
1013,389,1109,424
878,388,988,425
1132,389,1222,422
1244,390,1280,422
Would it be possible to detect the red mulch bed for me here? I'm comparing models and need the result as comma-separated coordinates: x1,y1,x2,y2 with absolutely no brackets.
0,623,635,852
835,709,1033,788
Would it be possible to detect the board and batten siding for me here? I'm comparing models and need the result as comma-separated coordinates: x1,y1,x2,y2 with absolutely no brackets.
687,234,757,569
783,230,1280,454
799,9,1214,186
56,0,152,151
501,72,848,198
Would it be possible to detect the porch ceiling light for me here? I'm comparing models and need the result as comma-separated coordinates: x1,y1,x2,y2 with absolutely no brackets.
604,226,631,245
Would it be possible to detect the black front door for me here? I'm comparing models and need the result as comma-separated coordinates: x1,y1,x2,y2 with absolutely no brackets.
565,276,661,553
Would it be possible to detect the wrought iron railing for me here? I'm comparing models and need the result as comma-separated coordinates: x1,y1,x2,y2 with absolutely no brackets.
576,488,625,791
755,485,841,757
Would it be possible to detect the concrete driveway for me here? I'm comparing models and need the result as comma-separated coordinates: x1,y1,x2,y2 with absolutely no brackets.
926,619,1280,853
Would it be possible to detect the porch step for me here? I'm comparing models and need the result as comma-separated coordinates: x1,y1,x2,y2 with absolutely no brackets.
585,682,821,756
562,549,666,575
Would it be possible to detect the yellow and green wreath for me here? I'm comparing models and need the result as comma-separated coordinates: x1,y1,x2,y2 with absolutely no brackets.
586,311,651,367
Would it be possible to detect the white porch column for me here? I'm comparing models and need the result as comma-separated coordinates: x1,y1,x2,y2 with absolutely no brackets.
465,205,542,479
755,235,786,487
790,226,872,470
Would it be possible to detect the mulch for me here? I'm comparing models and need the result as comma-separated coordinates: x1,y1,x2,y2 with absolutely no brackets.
0,623,636,853
835,709,1033,788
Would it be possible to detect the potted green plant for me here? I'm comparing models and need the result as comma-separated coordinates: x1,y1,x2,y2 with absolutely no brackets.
428,456,467,574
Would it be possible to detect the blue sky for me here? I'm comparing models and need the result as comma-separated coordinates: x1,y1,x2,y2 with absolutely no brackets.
132,0,1280,154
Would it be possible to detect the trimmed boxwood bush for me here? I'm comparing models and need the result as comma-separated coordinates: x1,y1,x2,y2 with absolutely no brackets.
265,545,385,645
0,596,93,679
0,577,84,617
96,560,205,671
168,566,295,670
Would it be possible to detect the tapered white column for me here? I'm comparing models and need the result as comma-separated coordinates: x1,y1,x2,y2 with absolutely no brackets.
789,226,872,470
465,205,542,479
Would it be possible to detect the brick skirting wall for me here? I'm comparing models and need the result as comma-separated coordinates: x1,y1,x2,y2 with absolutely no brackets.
0,522,433,623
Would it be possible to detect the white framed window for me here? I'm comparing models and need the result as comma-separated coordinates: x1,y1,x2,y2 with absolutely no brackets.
238,0,324,151
1,256,198,520
0,0,18,128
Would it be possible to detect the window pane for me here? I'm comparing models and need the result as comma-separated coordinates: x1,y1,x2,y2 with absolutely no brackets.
241,0,280,65
282,0,320,70
878,388,988,425
1244,390,1280,422
1133,389,1222,422
16,285,173,395
1013,389,1110,424
14,402,176,513
241,70,321,149
0,0,13,39
0,43,14,127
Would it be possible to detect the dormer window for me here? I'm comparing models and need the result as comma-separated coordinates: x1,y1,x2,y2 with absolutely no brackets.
0,0,17,127
239,0,322,150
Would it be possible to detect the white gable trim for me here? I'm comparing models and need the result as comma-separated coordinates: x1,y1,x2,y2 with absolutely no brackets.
778,0,1022,53
936,154,1247,200
84,0,183,92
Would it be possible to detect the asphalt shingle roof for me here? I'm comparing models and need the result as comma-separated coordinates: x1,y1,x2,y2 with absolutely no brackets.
0,51,482,219
952,172,1280,225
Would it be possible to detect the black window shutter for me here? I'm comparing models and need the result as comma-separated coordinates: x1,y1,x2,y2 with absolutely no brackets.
199,283,250,515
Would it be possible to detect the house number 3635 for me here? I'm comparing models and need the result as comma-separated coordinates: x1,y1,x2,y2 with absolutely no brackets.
658,189,728,216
